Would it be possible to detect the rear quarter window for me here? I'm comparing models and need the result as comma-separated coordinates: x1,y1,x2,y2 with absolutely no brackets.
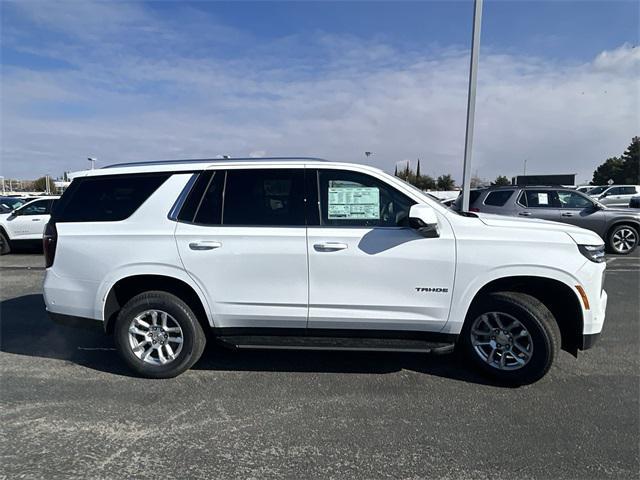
53,173,170,222
484,190,514,207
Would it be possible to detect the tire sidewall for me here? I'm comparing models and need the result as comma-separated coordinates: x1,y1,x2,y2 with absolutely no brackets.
114,293,203,378
0,231,10,255
461,294,555,385
608,224,638,255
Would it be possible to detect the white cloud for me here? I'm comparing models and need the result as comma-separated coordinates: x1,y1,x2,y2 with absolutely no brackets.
1,2,638,185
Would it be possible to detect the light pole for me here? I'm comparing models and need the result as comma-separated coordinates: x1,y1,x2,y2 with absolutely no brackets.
460,0,483,212
87,157,97,170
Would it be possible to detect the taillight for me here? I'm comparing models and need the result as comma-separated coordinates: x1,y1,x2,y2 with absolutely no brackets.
469,207,480,212
43,222,57,268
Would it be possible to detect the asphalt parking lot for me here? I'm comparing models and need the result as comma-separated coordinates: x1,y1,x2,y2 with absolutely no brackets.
1,251,638,479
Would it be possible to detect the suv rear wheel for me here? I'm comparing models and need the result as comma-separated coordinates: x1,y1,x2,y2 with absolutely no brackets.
607,224,638,255
114,291,206,378
461,291,560,385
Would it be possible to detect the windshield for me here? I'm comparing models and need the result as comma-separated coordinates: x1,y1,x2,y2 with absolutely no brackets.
588,186,607,195
0,197,26,214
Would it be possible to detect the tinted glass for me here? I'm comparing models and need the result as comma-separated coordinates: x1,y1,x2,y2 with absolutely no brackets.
588,186,607,195
177,172,213,222
317,169,415,227
453,190,483,210
54,174,170,222
484,190,514,207
223,169,305,226
557,191,593,209
606,187,622,195
194,171,225,225
520,190,560,208
621,187,637,195
20,199,51,215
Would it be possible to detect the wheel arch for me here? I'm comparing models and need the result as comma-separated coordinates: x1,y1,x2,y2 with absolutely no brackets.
103,274,212,335
464,275,584,356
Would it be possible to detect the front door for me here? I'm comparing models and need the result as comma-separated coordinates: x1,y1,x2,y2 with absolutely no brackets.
555,190,606,236
175,168,309,329
6,199,53,239
306,168,455,332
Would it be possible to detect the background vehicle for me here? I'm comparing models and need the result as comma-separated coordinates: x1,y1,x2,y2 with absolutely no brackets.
0,196,59,254
575,186,595,194
630,195,640,208
0,196,29,214
589,185,640,207
452,186,640,254
44,158,607,384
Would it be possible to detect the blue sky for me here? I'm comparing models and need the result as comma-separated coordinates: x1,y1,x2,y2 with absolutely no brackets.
1,1,639,182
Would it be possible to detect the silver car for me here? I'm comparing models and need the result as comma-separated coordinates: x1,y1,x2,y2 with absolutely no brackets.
453,186,640,254
589,185,640,207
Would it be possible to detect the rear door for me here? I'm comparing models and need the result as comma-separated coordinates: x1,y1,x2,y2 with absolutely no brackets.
514,189,561,221
175,168,309,329
306,167,455,332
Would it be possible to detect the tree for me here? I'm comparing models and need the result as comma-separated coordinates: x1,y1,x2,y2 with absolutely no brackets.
33,176,48,192
416,159,421,178
620,136,639,184
491,175,511,186
470,175,485,188
437,174,455,190
394,165,398,177
591,137,639,185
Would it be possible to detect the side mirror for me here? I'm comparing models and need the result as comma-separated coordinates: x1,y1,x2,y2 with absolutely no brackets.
409,204,439,238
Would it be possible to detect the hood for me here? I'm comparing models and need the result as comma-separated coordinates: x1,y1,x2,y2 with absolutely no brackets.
477,213,603,245
601,207,640,216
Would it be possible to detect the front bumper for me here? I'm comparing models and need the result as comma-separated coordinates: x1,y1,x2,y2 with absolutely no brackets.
581,332,601,350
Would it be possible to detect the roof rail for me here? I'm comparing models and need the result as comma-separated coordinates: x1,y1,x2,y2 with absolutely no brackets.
102,157,329,169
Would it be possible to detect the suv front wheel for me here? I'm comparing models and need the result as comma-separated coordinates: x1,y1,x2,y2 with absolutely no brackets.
114,291,206,378
461,291,561,385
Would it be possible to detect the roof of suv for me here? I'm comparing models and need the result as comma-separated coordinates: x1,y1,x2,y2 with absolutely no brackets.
74,157,384,178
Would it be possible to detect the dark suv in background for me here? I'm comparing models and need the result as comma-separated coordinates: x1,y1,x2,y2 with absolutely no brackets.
453,186,640,254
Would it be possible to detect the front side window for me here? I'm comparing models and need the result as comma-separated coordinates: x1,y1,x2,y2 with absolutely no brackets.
223,169,305,226
557,191,594,209
519,190,561,208
317,169,415,227
484,190,514,207
19,199,51,215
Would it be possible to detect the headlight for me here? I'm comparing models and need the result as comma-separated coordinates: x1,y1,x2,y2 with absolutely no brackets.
578,244,605,263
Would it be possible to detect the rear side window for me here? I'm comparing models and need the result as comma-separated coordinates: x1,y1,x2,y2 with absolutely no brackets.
453,190,483,210
484,190,514,207
54,174,170,222
519,190,561,208
224,169,305,226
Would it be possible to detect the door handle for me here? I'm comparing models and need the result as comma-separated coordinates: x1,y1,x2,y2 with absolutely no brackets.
561,212,574,217
518,212,532,217
314,242,348,252
189,241,222,251
32,218,42,221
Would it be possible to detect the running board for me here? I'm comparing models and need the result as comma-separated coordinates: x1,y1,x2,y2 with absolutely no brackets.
216,335,455,354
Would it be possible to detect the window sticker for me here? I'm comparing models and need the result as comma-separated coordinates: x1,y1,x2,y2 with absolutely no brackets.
328,187,380,219
537,193,549,205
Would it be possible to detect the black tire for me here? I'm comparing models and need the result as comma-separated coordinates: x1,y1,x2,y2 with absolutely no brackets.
114,291,206,378
460,291,561,385
606,224,638,255
0,230,11,255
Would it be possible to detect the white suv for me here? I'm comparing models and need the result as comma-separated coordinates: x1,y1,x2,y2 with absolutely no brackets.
43,158,608,384
0,196,59,254
590,185,640,207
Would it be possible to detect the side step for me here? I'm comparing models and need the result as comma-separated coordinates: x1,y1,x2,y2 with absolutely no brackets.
217,335,455,354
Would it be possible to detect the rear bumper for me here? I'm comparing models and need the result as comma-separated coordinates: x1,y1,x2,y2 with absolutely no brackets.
48,311,103,331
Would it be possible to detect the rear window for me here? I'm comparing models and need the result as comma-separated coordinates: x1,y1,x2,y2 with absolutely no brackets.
453,190,483,209
484,190,514,207
53,173,170,222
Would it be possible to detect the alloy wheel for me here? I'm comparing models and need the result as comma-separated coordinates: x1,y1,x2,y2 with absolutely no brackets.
470,312,533,371
128,309,184,365
612,228,637,253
